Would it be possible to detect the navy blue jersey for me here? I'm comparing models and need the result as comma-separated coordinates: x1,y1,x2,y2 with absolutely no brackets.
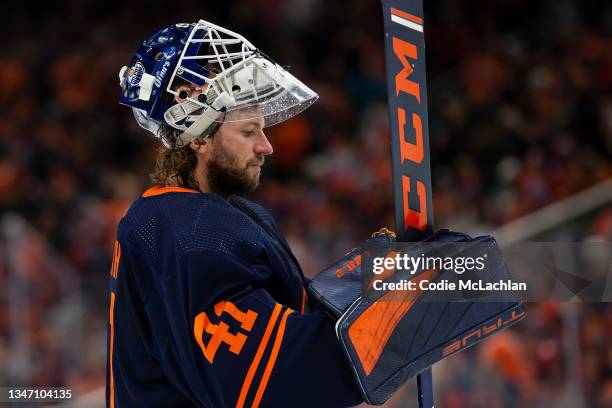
106,186,361,407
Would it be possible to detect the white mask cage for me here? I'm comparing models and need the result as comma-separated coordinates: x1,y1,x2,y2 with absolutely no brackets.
163,19,318,147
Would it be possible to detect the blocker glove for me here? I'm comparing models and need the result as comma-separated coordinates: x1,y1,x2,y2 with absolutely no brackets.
308,229,525,405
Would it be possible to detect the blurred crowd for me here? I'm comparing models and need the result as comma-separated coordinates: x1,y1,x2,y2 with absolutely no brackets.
0,0,611,406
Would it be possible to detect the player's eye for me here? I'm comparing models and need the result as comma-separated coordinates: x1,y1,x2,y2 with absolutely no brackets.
242,130,255,137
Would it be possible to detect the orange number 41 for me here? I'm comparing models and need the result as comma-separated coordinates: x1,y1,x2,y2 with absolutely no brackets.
193,300,258,364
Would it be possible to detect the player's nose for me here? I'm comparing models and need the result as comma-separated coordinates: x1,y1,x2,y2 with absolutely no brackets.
254,131,273,156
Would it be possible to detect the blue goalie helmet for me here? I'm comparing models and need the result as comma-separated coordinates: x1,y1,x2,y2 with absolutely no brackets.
119,20,318,148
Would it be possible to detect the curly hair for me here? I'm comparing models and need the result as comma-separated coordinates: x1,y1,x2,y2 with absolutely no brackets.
149,125,203,190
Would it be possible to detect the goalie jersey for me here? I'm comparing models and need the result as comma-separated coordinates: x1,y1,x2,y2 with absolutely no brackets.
106,186,361,408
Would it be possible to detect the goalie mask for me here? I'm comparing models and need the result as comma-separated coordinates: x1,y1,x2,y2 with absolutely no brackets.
119,20,318,148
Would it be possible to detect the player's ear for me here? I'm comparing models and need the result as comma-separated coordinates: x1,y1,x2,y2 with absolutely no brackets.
190,137,207,153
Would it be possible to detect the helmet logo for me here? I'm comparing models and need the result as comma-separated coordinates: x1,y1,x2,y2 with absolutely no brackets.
129,61,145,87
155,60,171,88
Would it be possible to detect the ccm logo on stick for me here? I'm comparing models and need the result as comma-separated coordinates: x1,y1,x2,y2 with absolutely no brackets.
392,35,427,232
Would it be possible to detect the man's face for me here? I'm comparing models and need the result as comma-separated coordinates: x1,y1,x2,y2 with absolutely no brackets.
203,112,273,197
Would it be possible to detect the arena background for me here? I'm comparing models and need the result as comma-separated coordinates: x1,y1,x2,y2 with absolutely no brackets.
1,0,611,406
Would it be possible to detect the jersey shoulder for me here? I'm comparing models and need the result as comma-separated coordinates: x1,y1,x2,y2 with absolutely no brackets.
229,196,290,250
120,186,266,260
229,196,275,225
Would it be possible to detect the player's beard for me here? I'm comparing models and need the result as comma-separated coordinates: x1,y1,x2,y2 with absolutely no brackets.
206,141,263,198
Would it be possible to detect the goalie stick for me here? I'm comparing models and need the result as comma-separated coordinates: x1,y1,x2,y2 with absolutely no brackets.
380,1,435,407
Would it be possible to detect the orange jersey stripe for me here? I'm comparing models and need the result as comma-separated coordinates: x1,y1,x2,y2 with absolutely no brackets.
110,241,121,279
142,186,199,198
109,292,117,408
390,7,423,25
252,308,293,408
110,241,116,278
348,268,438,375
236,303,282,408
300,288,307,314
115,242,121,278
